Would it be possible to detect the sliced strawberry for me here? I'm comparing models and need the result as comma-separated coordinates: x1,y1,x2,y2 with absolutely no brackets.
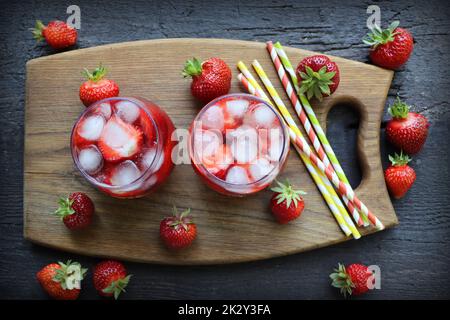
203,145,233,180
139,109,156,147
98,116,143,162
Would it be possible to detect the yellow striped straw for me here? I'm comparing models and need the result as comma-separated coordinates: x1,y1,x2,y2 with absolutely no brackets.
237,66,357,238
273,42,370,227
249,60,361,239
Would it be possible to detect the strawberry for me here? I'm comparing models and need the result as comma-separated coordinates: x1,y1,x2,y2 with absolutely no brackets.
98,116,143,162
79,65,120,107
37,260,87,300
330,263,373,297
386,97,429,154
53,192,94,230
32,20,77,49
296,55,340,101
93,260,131,300
384,152,416,199
160,207,197,250
363,21,414,70
269,180,306,224
182,57,232,103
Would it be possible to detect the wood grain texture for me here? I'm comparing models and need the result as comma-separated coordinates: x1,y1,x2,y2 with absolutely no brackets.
24,39,395,264
1,0,449,299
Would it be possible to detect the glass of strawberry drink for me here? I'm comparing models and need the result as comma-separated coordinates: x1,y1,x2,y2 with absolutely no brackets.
189,93,289,196
71,97,176,198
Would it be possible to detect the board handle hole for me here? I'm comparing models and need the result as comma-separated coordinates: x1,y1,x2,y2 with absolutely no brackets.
325,102,362,190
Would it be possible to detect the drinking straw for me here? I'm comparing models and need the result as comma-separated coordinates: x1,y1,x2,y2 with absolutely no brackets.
238,61,356,232
273,41,371,227
266,41,364,227
238,73,355,238
252,60,383,230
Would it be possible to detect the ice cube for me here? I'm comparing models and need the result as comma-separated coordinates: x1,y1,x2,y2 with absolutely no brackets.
201,105,224,131
101,117,132,150
78,115,105,141
226,99,249,119
98,102,112,120
110,160,141,186
253,104,276,127
249,157,274,181
115,100,140,123
225,165,250,185
194,129,222,159
228,126,258,164
140,147,164,173
267,128,284,161
78,145,103,174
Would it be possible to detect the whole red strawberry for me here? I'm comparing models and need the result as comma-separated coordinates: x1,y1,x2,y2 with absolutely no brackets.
182,57,232,103
160,207,197,250
330,263,373,297
363,21,414,70
386,97,429,154
384,152,416,199
296,55,340,101
79,65,120,107
269,180,306,224
53,192,94,230
37,260,87,300
93,260,132,300
32,20,77,49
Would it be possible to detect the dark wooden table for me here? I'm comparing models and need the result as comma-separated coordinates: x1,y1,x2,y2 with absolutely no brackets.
1,0,449,299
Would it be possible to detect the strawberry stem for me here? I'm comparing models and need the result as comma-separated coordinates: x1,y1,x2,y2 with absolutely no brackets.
182,58,203,78
102,275,132,300
388,97,410,119
168,206,193,230
53,260,87,290
270,179,306,208
329,263,354,298
53,197,75,220
363,20,400,48
389,151,411,166
83,64,108,82
31,20,46,42
298,65,336,101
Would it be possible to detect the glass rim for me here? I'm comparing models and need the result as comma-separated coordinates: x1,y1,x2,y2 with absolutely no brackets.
70,96,162,191
188,93,290,188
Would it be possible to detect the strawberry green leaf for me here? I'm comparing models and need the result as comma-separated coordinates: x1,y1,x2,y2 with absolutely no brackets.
53,197,75,220
182,58,203,78
389,151,412,166
271,180,306,208
363,20,401,48
388,97,410,119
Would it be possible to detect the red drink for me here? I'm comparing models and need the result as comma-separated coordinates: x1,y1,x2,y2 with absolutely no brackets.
189,93,289,196
71,97,176,198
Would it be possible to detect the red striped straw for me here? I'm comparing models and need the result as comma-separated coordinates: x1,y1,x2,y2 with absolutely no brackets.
266,41,364,227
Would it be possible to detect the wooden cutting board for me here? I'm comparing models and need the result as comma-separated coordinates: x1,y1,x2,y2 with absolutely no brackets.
24,38,397,265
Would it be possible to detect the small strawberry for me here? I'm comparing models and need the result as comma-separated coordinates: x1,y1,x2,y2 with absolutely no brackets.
98,116,143,162
384,152,416,199
37,260,87,300
160,206,197,250
93,260,131,300
386,97,429,154
53,192,94,230
269,180,306,224
79,65,120,107
182,57,232,103
330,263,373,297
296,55,340,101
32,20,77,49
363,21,414,70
